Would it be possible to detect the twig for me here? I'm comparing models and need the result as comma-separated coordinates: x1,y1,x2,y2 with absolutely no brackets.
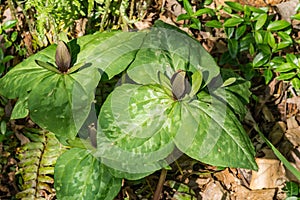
153,168,167,200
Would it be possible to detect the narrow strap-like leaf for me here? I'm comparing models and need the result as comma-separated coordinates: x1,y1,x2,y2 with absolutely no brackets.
35,60,61,74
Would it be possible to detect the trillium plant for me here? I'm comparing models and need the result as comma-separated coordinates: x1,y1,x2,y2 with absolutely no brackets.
0,21,257,199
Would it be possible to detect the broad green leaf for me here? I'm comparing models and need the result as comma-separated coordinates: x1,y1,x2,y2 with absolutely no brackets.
267,31,276,49
127,21,220,87
277,41,292,50
2,20,17,30
263,68,273,84
228,39,238,58
97,84,176,175
174,92,257,169
254,31,263,44
79,32,146,79
183,0,193,16
258,44,271,55
28,67,100,143
291,13,300,20
221,77,236,87
223,7,232,14
193,8,215,17
278,32,292,43
11,96,28,119
204,0,213,5
267,20,290,31
275,63,297,73
253,52,269,67
10,31,18,42
255,13,267,30
190,18,201,30
223,17,244,27
2,55,14,63
235,25,247,40
0,32,146,144
0,49,3,60
210,69,251,118
177,14,191,21
286,54,299,67
225,1,243,11
225,27,235,39
205,20,223,28
99,83,257,172
239,33,253,52
158,71,172,92
277,72,296,80
291,78,300,90
284,182,300,197
1,121,6,135
248,5,268,13
54,148,121,200
190,70,203,96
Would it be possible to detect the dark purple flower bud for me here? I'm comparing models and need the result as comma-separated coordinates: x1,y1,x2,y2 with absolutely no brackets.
55,41,71,73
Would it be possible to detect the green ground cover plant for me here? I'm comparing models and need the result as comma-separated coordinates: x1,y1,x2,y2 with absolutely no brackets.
0,21,258,199
178,0,295,85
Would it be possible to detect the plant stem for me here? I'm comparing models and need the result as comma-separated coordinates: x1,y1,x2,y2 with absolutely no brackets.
153,168,167,200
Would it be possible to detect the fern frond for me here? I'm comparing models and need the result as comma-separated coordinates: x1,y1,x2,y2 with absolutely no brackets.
16,129,67,199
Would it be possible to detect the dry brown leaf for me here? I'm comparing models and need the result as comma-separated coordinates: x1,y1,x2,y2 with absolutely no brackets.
165,0,184,17
232,185,277,200
262,105,275,122
286,146,300,183
276,0,298,22
214,168,239,190
287,116,299,130
201,181,229,200
250,158,286,190
269,121,286,145
134,20,152,30
285,127,300,146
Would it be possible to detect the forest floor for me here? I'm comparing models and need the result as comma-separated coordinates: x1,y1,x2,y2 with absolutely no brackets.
1,0,300,199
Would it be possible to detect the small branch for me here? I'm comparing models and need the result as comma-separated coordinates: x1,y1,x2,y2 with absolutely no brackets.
153,168,167,200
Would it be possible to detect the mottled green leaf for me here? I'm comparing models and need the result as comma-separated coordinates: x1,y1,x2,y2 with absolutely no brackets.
97,84,176,176
55,148,121,200
174,93,257,169
0,32,145,144
11,95,29,119
127,21,220,87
